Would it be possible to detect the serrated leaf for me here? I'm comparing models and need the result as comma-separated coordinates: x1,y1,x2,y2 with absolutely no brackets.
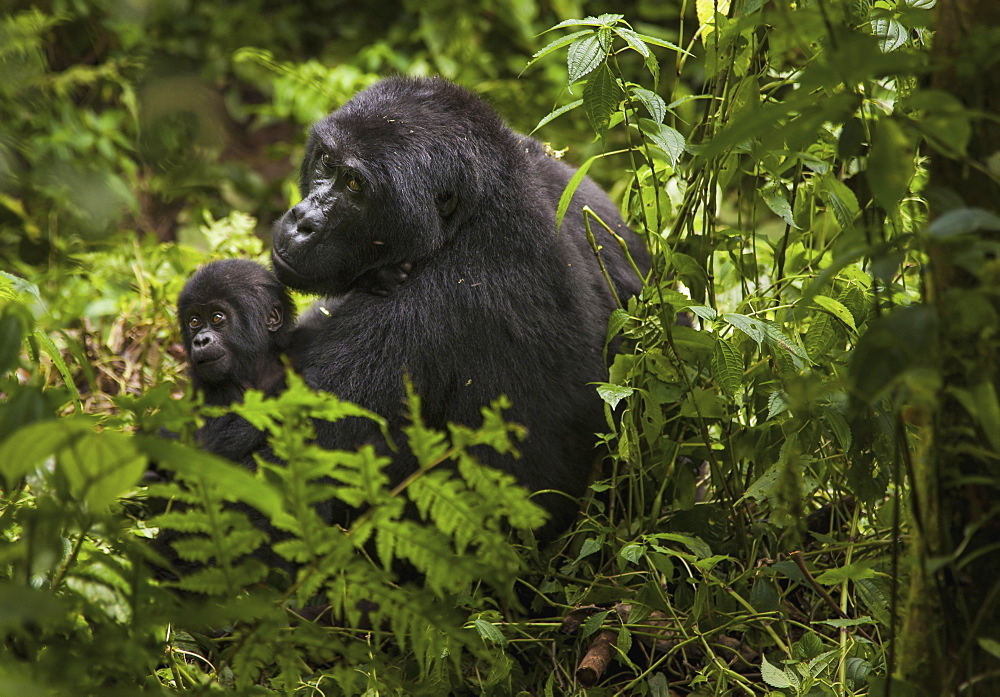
818,176,860,231
638,118,686,167
814,295,857,331
696,0,732,35
687,304,718,322
872,18,907,52
474,619,509,647
584,64,623,136
767,390,789,419
630,86,666,123
712,337,744,397
845,657,874,687
722,313,766,345
804,311,842,359
619,543,645,564
567,32,608,84
614,27,650,57
530,29,592,60
597,383,633,409
760,655,795,689
581,610,610,637
762,182,800,228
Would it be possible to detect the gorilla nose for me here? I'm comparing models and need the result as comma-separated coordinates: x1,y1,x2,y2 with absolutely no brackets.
290,201,325,238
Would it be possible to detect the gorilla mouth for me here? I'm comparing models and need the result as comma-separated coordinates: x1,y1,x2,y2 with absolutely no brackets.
271,248,314,288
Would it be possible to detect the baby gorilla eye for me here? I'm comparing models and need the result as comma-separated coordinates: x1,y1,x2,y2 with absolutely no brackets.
211,312,225,325
188,316,202,330
320,152,335,170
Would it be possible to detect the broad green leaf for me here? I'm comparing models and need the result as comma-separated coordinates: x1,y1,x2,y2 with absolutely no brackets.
760,655,795,689
813,295,857,331
0,418,93,485
815,561,876,584
818,176,860,231
872,18,907,52
634,32,691,55
978,638,1000,660
567,32,608,84
596,383,633,409
474,619,508,647
529,29,591,61
762,181,799,228
584,64,623,136
722,313,765,345
712,337,744,397
630,86,666,123
805,310,842,360
614,27,650,57
60,430,146,510
619,543,645,564
581,609,610,637
638,118,685,167
867,118,912,210
845,657,874,688
687,304,718,322
905,89,970,157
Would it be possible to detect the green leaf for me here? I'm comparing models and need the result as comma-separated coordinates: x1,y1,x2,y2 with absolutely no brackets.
978,638,1000,660
567,32,608,84
0,312,24,375
584,64,623,136
630,86,666,123
530,98,583,134
818,175,861,231
687,304,717,322
638,118,686,167
711,337,744,397
867,118,911,210
60,430,146,510
762,181,800,228
760,655,795,689
872,18,907,52
474,619,509,647
596,383,633,410
614,27,650,57
813,295,857,331
556,154,596,231
815,561,876,584
581,609,610,637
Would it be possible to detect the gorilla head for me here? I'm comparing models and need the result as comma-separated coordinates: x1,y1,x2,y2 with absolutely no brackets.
271,79,511,296
178,259,295,399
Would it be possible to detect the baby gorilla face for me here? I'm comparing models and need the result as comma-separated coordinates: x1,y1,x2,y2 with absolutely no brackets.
181,302,236,384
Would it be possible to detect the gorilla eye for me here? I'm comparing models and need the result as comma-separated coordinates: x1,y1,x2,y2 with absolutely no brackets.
210,312,225,325
346,175,364,193
188,316,202,330
320,152,335,170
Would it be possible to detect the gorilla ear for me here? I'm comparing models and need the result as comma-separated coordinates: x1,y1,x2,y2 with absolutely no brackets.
266,306,283,333
436,191,458,218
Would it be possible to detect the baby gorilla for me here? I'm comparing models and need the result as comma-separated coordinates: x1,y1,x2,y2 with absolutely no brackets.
178,258,411,462
178,258,295,462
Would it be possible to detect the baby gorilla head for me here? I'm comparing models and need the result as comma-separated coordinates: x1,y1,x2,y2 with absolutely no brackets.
178,259,296,403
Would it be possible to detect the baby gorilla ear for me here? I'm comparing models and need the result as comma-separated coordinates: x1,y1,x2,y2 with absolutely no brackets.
266,306,284,333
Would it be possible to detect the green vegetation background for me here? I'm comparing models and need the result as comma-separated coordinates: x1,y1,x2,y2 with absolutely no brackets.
2,1,999,695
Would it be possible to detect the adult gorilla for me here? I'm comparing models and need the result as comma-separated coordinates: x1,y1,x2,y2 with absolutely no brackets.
271,77,648,538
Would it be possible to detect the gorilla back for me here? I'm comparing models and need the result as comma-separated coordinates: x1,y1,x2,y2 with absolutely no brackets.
272,77,649,538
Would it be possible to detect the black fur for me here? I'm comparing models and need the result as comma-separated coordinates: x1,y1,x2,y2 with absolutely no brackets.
178,259,296,461
271,77,649,539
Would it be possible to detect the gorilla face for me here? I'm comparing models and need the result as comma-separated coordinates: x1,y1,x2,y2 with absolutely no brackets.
178,259,294,391
270,83,483,297
271,140,382,295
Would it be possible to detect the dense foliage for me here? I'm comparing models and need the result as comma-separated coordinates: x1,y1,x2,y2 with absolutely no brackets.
1,0,999,695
